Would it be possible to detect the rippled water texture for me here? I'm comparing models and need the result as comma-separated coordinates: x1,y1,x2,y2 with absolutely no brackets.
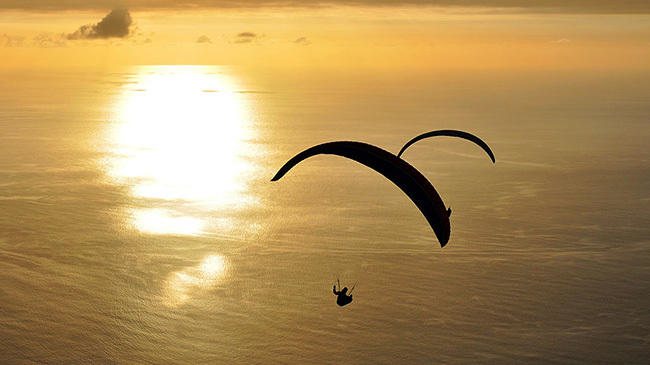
0,66,648,363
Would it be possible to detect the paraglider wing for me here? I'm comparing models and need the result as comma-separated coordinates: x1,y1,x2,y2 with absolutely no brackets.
271,141,450,247
397,129,495,163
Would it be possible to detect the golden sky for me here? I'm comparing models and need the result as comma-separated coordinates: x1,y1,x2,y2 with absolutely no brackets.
2,1,649,12
1,2,649,70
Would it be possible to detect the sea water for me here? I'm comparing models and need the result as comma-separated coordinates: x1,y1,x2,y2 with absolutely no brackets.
0,66,648,363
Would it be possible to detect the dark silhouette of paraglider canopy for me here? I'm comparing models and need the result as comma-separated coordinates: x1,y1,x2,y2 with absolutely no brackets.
271,130,495,247
397,129,496,163
271,141,451,246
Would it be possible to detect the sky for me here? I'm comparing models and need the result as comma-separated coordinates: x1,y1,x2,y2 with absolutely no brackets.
1,1,649,70
1,1,649,13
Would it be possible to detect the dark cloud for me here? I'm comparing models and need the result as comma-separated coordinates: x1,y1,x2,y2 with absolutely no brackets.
67,9,133,40
234,32,257,44
196,35,212,43
293,36,311,46
1,1,649,14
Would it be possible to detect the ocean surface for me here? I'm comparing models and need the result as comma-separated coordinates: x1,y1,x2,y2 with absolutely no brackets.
0,65,648,363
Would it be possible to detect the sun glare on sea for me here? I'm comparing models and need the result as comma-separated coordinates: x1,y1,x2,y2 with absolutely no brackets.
164,254,228,307
106,65,255,235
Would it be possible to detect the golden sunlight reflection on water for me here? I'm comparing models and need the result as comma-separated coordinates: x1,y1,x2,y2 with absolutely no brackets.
106,66,256,235
130,208,204,235
164,254,228,307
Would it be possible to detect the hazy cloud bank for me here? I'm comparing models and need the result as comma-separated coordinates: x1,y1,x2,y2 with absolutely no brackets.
1,0,649,13
0,34,25,47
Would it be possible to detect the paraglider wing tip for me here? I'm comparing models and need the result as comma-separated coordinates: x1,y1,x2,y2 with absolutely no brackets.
396,148,407,159
270,170,285,182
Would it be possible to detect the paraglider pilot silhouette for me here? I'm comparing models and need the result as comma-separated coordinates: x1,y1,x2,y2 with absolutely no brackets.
271,129,495,306
333,279,354,307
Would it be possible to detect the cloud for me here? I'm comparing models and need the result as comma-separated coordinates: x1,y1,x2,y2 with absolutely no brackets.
196,35,212,43
0,34,25,47
237,32,257,38
234,32,257,44
32,33,67,47
67,9,133,40
293,36,311,46
1,1,649,14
